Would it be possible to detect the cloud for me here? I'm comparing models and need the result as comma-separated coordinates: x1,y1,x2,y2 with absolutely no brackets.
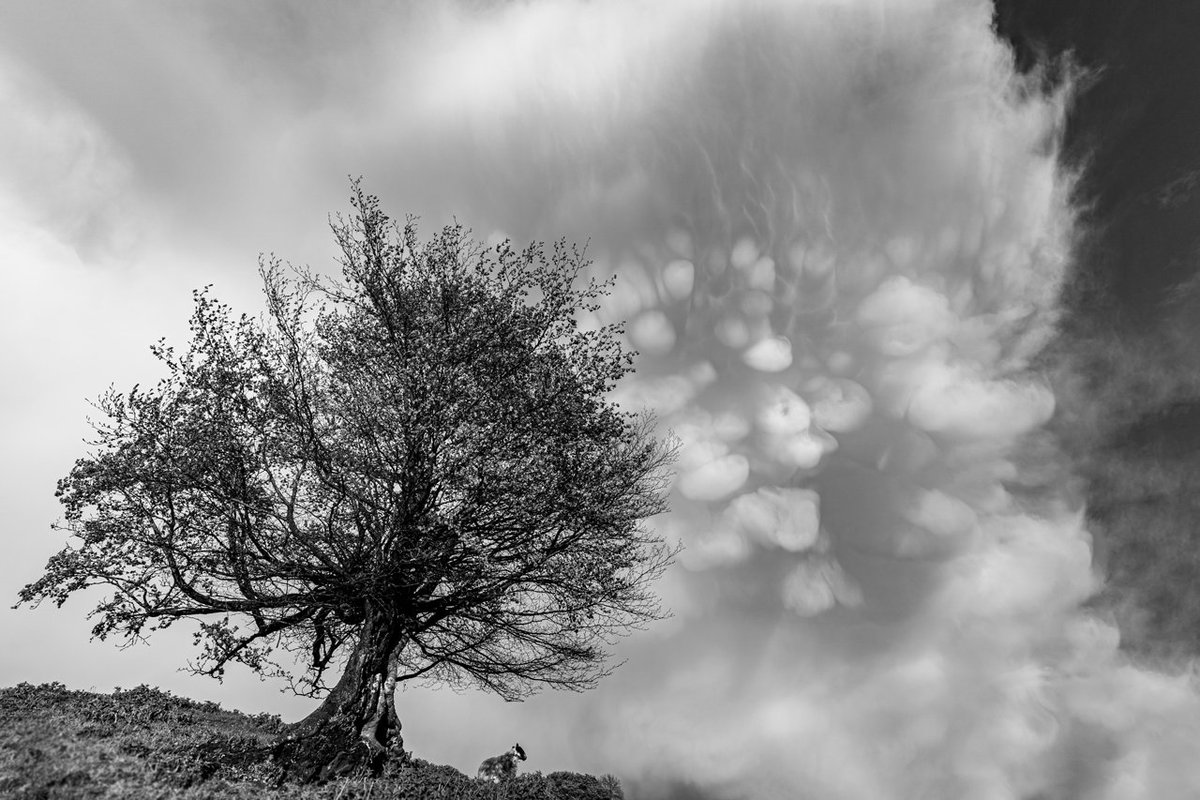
6,0,1200,796
387,0,1198,796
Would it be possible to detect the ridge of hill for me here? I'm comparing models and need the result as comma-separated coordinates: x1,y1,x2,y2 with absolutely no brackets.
0,683,622,800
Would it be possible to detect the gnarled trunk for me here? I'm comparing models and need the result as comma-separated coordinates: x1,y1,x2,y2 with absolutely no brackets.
275,616,407,783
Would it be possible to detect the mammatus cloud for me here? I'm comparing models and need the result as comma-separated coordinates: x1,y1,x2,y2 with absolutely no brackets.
385,1,1200,797
6,1,1200,797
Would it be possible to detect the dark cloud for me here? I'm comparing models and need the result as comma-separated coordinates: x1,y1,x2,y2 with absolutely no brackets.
6,1,1200,795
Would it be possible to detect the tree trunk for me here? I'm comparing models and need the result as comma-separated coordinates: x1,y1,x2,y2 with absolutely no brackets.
274,616,407,783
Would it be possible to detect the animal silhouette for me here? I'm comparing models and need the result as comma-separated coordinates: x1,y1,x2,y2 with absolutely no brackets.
477,743,527,782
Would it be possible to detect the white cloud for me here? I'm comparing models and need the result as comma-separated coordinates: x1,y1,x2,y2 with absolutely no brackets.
5,1,1200,797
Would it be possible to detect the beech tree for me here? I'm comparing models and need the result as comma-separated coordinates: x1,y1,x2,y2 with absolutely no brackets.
18,185,676,780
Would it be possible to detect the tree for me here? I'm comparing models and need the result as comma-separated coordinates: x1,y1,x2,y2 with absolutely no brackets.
18,184,677,780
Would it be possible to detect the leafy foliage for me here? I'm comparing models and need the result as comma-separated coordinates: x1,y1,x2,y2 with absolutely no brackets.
18,183,676,706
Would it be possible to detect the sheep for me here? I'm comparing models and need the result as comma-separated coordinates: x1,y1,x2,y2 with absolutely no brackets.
476,743,527,782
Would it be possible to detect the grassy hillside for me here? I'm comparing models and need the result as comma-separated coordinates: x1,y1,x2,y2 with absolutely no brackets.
0,683,623,799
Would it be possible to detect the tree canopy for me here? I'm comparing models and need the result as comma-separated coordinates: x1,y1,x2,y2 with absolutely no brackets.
19,185,677,779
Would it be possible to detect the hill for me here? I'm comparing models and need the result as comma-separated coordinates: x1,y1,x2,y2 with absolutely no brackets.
0,683,623,799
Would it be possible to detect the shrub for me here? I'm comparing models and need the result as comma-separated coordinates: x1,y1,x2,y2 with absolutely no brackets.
547,771,624,800
391,758,481,800
499,772,553,800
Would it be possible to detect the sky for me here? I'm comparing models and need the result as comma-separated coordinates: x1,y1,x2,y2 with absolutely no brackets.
995,0,1200,661
3,1,1200,798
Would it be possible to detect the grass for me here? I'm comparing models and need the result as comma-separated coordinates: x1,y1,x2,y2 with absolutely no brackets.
0,683,623,800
